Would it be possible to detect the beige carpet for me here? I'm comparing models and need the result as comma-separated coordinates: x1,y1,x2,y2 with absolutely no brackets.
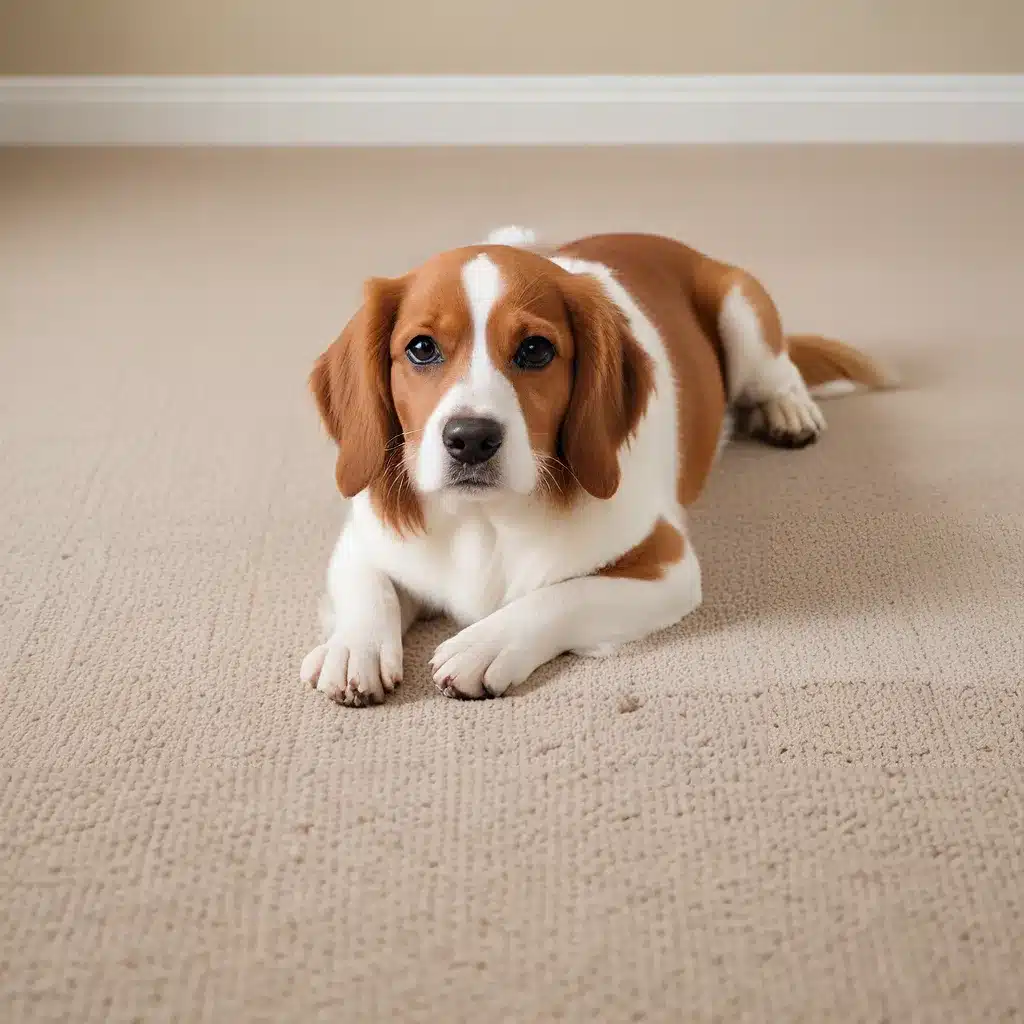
2,147,1022,1023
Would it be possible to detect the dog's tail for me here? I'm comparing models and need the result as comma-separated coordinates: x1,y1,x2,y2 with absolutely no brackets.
484,225,561,258
486,225,538,247
787,334,898,398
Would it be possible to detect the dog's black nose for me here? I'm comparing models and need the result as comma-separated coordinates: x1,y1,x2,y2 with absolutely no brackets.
442,416,505,465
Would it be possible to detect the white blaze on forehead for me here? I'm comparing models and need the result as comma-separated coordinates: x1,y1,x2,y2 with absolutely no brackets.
460,253,503,386
412,252,537,496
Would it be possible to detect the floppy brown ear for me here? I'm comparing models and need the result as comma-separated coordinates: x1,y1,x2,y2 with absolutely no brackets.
560,273,655,499
310,276,405,498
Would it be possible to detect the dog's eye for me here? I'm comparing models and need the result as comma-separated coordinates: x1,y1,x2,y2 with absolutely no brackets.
406,335,443,366
513,336,556,370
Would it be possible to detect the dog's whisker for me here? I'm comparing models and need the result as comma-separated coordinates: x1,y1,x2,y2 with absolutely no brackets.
533,450,581,494
384,426,427,454
532,453,558,493
378,456,410,509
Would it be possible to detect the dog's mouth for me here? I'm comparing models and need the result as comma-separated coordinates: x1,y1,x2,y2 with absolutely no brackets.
445,465,501,494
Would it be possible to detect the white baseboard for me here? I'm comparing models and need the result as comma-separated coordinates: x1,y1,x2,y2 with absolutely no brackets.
1,75,1022,146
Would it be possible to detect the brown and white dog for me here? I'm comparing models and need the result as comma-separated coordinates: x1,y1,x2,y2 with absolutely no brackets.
301,227,890,706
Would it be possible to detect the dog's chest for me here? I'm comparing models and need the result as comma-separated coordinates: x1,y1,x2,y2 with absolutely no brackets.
383,516,562,626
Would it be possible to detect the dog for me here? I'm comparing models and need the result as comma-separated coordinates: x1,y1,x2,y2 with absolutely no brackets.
300,227,890,706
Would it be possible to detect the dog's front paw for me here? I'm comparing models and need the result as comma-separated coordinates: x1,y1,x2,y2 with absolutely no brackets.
300,630,402,708
430,619,548,700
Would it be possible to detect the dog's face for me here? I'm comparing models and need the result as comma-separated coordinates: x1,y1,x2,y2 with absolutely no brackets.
311,246,653,530
391,249,575,500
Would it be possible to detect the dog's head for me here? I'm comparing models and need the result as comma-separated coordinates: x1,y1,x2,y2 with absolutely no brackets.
311,246,653,530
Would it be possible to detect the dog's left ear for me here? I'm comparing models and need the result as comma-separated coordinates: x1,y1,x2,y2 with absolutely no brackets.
559,273,655,499
310,276,406,498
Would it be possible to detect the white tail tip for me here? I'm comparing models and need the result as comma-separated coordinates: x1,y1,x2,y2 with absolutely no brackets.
808,379,860,399
809,365,901,399
486,225,537,247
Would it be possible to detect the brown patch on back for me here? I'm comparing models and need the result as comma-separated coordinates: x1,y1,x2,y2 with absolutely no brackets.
599,518,685,581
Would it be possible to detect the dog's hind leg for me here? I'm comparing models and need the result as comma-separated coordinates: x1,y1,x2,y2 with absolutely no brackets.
713,273,826,449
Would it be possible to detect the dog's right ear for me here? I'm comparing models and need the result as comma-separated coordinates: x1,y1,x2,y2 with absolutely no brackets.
310,276,406,498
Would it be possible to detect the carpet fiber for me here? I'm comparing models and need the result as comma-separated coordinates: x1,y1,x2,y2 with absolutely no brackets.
2,148,1022,1022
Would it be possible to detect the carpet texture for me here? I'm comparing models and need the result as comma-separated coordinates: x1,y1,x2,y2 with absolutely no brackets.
1,148,1022,1023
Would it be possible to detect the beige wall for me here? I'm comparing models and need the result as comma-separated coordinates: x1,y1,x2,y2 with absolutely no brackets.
1,0,1022,75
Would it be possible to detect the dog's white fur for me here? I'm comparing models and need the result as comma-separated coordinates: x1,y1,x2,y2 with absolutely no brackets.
301,227,822,703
